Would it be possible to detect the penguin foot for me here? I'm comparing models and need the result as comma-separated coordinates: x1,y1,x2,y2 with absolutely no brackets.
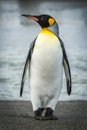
34,107,58,120
44,107,58,120
34,108,44,118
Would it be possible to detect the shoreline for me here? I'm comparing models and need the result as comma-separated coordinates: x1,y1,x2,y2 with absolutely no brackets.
0,100,87,130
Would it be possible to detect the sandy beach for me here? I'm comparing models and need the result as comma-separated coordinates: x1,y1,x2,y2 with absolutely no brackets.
0,0,87,100
0,100,87,130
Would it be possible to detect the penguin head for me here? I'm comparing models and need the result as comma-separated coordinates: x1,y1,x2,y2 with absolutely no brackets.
22,14,56,28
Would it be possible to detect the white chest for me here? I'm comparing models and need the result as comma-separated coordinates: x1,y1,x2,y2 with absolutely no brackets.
30,30,63,84
30,30,63,110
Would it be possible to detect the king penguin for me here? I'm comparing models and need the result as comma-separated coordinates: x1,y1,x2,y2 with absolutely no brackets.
20,14,72,120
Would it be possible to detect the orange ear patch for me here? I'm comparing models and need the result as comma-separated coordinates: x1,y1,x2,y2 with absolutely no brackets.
48,18,55,26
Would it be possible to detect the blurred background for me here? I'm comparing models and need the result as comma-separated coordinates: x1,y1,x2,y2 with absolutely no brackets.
0,0,87,100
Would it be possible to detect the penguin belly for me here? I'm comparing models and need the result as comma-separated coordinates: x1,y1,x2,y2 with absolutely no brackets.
30,29,63,111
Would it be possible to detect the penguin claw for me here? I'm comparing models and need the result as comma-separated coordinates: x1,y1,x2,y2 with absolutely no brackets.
45,115,58,120
34,116,43,120
34,116,58,120
49,116,58,120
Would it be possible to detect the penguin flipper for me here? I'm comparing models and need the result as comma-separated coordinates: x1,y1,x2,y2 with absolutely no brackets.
58,37,72,95
20,38,36,97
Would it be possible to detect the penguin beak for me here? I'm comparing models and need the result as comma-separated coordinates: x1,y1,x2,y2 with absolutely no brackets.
22,14,39,22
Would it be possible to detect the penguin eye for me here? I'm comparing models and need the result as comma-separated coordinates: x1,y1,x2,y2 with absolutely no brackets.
40,17,44,21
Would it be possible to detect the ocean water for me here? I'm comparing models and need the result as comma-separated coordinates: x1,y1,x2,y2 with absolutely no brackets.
0,0,87,100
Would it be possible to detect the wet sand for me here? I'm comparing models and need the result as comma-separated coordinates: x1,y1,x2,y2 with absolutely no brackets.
0,0,87,100
0,101,87,130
